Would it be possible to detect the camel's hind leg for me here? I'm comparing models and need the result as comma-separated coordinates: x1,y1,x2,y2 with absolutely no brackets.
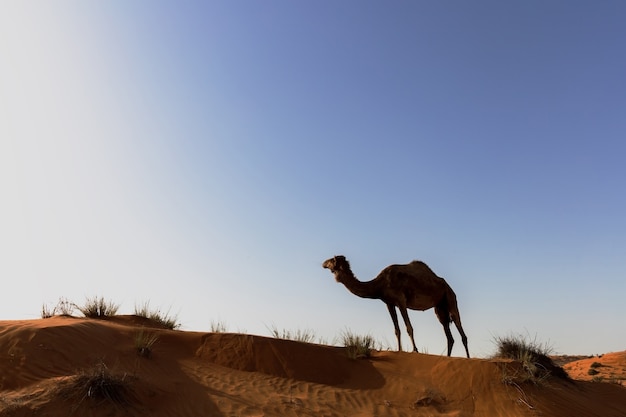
451,315,470,358
398,305,418,353
386,303,404,352
435,304,455,356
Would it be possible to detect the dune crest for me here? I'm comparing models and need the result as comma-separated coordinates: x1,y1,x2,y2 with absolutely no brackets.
0,317,624,417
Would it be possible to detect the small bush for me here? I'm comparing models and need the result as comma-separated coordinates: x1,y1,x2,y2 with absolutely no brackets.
78,296,120,318
61,361,134,407
134,302,151,318
588,368,600,376
41,304,54,319
134,302,180,330
41,297,76,318
492,333,568,384
341,330,375,359
210,320,228,333
590,361,602,368
134,328,159,358
267,325,317,343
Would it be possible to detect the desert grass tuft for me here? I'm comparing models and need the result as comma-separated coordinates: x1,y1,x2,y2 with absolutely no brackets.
77,296,120,318
134,301,180,330
134,328,159,358
60,361,135,408
341,329,375,359
267,325,317,343
210,320,228,333
41,297,76,318
41,303,54,319
493,333,568,385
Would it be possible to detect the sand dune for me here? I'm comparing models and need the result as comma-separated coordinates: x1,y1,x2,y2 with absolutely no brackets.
0,316,624,417
563,351,626,383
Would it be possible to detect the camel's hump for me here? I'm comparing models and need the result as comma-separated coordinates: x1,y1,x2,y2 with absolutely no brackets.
407,260,440,275
409,260,431,268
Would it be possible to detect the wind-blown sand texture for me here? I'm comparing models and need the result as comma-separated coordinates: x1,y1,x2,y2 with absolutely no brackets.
0,316,624,417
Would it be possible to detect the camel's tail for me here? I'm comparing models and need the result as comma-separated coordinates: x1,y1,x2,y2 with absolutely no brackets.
443,283,461,323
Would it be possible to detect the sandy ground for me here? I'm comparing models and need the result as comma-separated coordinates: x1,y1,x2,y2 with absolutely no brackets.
563,351,626,383
0,316,624,417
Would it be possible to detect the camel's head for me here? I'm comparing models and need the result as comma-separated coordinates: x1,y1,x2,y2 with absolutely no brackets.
322,255,350,280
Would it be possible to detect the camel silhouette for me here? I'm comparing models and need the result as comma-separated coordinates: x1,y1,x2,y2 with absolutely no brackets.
323,255,470,358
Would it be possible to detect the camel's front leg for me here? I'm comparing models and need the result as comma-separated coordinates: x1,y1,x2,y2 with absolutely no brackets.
386,303,402,352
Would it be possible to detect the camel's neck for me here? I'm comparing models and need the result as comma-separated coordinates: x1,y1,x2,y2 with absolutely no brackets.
335,269,380,299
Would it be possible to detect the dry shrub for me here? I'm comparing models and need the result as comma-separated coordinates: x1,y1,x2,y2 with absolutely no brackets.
341,329,375,359
60,361,135,408
78,296,120,318
134,301,180,330
41,297,76,318
493,333,568,384
267,325,317,343
210,320,228,333
134,328,159,358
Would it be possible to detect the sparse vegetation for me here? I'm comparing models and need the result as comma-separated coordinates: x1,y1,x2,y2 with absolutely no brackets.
267,325,317,343
493,333,568,385
41,297,76,318
60,361,134,407
41,304,54,319
77,296,120,318
411,388,446,410
341,329,375,359
590,361,603,368
134,328,159,358
588,368,600,376
134,301,180,330
210,320,228,333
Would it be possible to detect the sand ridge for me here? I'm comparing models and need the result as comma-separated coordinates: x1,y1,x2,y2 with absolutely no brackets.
0,316,624,417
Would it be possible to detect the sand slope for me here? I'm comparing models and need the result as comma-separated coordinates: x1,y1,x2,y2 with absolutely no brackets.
0,316,624,417
563,351,626,383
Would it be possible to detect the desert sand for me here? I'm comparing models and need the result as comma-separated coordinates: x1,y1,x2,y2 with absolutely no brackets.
0,316,624,417
563,351,626,383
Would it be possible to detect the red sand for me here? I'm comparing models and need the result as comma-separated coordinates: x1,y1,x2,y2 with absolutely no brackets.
564,351,626,383
0,316,624,416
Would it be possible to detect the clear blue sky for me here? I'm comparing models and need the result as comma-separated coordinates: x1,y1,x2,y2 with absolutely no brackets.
1,1,625,357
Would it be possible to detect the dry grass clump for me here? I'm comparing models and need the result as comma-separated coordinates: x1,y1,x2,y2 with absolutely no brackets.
493,333,568,385
59,361,135,408
341,329,375,359
134,302,180,330
134,328,159,358
41,297,76,318
77,296,120,318
267,325,317,343
210,320,228,333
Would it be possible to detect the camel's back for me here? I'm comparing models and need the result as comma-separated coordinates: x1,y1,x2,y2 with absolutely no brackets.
378,261,448,308
383,260,439,278
379,261,445,286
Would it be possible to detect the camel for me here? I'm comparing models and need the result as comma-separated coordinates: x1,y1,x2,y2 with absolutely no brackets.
323,255,470,358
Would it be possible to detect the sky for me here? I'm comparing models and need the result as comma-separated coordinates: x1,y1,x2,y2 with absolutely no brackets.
1,1,625,357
